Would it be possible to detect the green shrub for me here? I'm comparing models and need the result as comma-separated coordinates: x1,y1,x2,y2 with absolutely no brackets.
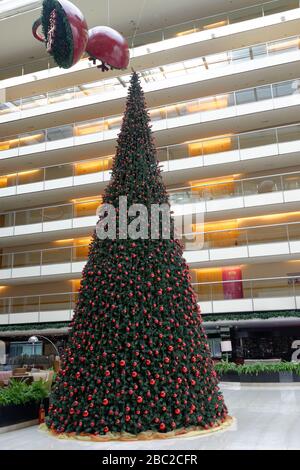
215,361,300,376
0,380,49,407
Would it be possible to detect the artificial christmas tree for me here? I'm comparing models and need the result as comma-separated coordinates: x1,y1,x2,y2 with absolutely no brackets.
46,72,229,439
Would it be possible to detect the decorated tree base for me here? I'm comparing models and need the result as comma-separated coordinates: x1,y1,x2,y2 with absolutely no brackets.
41,415,233,442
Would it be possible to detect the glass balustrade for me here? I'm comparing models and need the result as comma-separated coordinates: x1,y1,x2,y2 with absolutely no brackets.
2,165,300,231
12,251,41,268
169,169,300,204
277,123,300,142
239,128,278,149
14,208,43,226
1,222,300,272
0,274,299,317
247,224,289,245
1,34,300,120
0,292,78,316
10,296,40,314
43,205,73,223
0,123,295,191
1,76,300,155
251,277,295,298
184,222,300,251
193,275,299,302
1,0,299,84
194,279,253,302
41,248,71,266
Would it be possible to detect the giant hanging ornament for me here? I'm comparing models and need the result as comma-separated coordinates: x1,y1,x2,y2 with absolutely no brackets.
86,26,130,72
32,0,130,71
32,0,89,69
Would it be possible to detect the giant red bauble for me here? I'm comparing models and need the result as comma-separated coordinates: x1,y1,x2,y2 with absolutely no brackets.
32,0,88,68
86,26,129,70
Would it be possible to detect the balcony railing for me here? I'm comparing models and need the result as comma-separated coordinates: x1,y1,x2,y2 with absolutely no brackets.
0,292,79,317
184,220,300,251
0,244,90,273
1,166,300,234
193,275,300,313
0,0,298,84
1,77,299,157
1,221,300,276
1,275,300,322
0,155,113,192
1,35,300,121
0,199,99,232
168,168,300,206
127,0,300,47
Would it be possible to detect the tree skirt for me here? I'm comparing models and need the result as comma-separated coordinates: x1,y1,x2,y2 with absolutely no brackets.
40,415,234,442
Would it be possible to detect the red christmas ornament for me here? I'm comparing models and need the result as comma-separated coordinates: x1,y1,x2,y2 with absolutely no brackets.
32,0,88,68
33,0,129,72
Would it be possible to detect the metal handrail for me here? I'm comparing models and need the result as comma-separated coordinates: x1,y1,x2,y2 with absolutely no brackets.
0,274,299,316
1,34,299,118
1,166,300,230
0,76,299,146
1,220,300,259
0,274,298,302
1,117,300,188
2,142,300,189
192,275,300,286
185,220,300,236
0,292,77,301
169,169,300,193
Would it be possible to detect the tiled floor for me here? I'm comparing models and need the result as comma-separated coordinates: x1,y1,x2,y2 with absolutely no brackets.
0,383,299,450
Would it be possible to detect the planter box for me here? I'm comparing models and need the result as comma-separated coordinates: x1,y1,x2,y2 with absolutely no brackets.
279,372,293,383
219,372,240,382
239,372,280,383
220,372,300,383
0,398,49,428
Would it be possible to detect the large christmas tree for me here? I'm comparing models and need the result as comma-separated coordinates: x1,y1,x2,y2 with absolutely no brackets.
47,72,228,438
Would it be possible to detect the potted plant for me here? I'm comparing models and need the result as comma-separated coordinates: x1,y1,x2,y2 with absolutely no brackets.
0,379,49,428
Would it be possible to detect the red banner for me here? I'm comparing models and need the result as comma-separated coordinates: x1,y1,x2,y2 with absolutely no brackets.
222,267,244,299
